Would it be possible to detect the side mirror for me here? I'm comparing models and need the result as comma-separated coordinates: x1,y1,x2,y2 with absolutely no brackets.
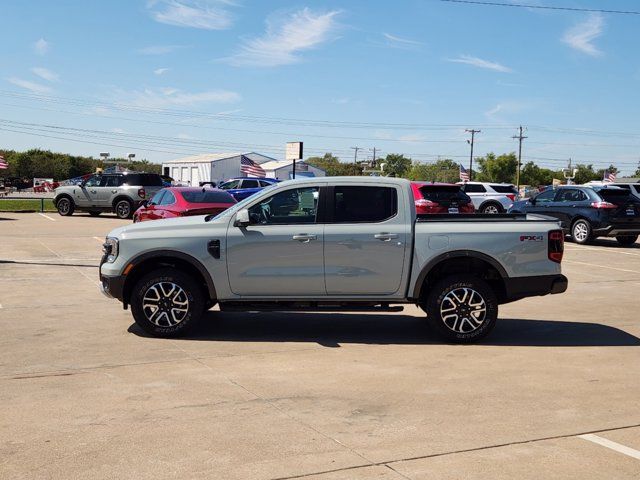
234,208,250,227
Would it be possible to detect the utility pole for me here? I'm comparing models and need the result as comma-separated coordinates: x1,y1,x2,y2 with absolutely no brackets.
350,146,361,165
465,129,481,180
369,147,378,168
564,158,574,185
512,125,527,193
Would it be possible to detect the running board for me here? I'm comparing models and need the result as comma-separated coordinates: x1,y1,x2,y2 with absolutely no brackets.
219,302,404,313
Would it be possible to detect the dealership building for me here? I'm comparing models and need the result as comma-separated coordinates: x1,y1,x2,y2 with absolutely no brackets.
162,152,325,186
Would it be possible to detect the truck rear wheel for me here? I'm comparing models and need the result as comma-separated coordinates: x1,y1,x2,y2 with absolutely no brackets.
130,268,205,338
423,274,498,343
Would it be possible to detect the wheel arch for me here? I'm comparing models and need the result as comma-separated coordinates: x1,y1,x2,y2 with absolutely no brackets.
54,193,73,207
479,200,503,212
122,250,217,306
412,251,508,303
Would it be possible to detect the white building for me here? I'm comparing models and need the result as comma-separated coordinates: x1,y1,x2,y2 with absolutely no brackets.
260,160,326,180
162,152,277,186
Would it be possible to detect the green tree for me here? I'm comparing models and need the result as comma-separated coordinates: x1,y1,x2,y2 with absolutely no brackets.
407,158,460,183
380,153,411,177
475,152,518,183
595,164,618,182
572,164,600,184
306,152,362,176
519,162,562,187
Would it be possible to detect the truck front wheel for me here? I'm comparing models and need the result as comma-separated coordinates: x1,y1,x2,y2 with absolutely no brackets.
130,268,205,338
423,275,498,343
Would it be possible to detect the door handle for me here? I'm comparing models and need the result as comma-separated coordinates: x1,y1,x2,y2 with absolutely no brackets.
374,233,398,241
292,234,317,243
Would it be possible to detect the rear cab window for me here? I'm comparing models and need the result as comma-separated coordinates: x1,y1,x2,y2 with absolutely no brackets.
333,186,397,223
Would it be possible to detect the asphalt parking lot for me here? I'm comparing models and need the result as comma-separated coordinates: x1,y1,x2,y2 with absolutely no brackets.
1,212,639,479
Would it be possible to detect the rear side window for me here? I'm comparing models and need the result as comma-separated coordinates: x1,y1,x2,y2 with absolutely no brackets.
159,191,176,205
99,176,120,187
180,190,235,203
242,180,260,188
333,186,397,223
419,185,471,203
490,185,518,194
556,189,588,202
597,188,635,205
462,184,486,193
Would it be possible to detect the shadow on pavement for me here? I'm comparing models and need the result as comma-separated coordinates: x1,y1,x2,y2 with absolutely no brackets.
128,312,640,347
0,217,17,221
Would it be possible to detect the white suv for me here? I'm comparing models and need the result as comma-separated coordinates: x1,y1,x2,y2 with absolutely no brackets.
457,182,518,213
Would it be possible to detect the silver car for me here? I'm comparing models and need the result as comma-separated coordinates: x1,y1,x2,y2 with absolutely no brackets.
458,182,518,213
53,173,163,219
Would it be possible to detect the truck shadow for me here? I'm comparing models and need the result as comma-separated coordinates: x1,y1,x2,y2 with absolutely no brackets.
129,312,640,347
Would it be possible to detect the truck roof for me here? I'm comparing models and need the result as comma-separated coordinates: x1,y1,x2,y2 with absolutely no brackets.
276,176,411,188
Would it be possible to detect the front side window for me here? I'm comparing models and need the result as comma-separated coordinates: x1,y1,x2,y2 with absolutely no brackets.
333,186,397,223
534,189,556,203
248,187,319,224
84,175,101,187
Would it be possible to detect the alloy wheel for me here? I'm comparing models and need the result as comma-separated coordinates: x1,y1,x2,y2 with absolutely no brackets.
116,201,131,218
573,222,589,242
58,199,70,214
142,282,190,327
440,287,487,333
483,205,499,214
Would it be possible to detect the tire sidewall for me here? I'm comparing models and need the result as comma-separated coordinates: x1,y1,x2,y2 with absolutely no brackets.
131,269,204,337
571,219,591,244
481,202,502,214
616,235,638,246
425,276,498,343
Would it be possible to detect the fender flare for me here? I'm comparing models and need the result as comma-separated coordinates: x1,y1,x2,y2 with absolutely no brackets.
123,249,217,301
411,250,508,299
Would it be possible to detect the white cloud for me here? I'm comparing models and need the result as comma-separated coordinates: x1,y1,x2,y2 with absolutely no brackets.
176,133,193,139
137,45,184,55
562,13,604,56
31,67,59,82
33,38,50,55
226,8,341,67
148,0,233,30
331,97,349,105
7,77,52,94
154,67,170,75
382,33,423,49
447,55,513,73
111,128,126,134
118,87,241,108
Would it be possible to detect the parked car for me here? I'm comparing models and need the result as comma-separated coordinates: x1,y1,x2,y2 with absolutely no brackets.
509,185,640,246
100,177,567,343
218,177,279,201
133,187,236,222
53,172,164,219
610,182,640,201
411,182,475,214
458,182,518,213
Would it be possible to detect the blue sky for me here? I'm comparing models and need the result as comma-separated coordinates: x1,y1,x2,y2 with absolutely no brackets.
1,0,639,174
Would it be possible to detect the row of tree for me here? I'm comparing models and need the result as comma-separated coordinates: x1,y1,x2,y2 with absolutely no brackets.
0,149,161,181
305,152,638,185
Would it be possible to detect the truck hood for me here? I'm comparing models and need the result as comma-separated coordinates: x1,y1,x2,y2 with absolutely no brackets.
106,215,225,240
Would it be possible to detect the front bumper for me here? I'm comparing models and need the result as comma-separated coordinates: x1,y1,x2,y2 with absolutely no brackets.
504,274,568,303
99,273,125,301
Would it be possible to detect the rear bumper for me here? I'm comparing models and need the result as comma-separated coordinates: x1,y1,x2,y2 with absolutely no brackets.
504,274,568,303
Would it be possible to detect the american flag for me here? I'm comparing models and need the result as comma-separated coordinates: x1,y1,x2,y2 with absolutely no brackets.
0,154,8,170
603,169,616,183
459,163,470,182
240,155,266,178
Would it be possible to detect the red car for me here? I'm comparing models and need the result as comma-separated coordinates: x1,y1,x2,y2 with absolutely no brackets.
133,187,236,222
411,182,475,214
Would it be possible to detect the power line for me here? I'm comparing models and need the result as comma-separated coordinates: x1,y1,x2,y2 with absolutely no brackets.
440,0,640,15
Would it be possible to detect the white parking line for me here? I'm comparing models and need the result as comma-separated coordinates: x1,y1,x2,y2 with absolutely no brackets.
563,260,639,274
37,213,56,222
579,434,640,461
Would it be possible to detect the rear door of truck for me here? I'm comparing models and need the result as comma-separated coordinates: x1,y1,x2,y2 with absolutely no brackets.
323,184,409,295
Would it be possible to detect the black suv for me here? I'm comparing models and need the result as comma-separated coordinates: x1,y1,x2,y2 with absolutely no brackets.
509,185,640,246
54,172,163,219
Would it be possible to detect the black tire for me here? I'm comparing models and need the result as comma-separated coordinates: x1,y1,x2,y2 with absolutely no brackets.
616,235,638,247
480,202,503,214
56,196,74,216
423,274,498,344
88,211,101,217
130,268,205,338
114,199,133,219
571,219,592,245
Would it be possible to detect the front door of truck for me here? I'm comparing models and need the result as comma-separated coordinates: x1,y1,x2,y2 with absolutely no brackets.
323,185,408,295
226,186,325,296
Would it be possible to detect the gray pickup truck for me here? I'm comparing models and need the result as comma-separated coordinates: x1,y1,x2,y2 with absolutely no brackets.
54,172,163,219
99,177,567,343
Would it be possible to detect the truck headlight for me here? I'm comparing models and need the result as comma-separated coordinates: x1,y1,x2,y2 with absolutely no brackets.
103,237,119,263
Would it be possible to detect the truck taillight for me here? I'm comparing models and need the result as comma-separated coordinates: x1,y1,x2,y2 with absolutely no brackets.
548,230,564,263
590,201,616,209
138,188,146,199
